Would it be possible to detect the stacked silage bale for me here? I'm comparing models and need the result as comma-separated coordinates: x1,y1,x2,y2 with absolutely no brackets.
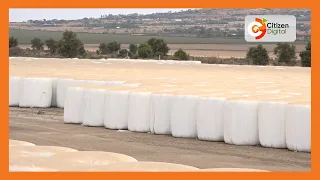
104,86,140,130
63,86,85,124
285,101,311,152
195,92,233,142
80,86,109,127
170,90,199,138
149,90,175,135
223,95,266,146
19,77,53,108
127,88,153,133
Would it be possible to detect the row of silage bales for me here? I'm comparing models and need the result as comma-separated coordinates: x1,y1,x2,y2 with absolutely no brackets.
10,57,310,152
9,74,128,108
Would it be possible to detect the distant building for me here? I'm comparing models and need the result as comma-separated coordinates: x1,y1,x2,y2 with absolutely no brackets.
41,22,56,27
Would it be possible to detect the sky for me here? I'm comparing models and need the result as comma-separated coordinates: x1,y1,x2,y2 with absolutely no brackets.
9,8,191,22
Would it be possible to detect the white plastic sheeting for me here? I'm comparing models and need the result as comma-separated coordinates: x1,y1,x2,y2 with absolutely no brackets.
64,87,84,124
223,100,259,145
149,94,173,134
81,88,106,127
128,91,152,132
9,140,36,147
286,104,311,152
104,90,130,129
170,95,198,138
19,78,53,108
258,101,287,148
9,76,20,106
31,151,138,171
196,97,225,141
9,146,78,159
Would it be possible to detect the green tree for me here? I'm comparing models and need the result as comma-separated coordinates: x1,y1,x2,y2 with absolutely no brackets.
57,31,86,58
174,49,189,60
31,37,44,50
9,36,18,48
118,49,129,58
129,44,138,54
138,43,153,59
98,41,121,54
147,38,170,57
246,44,269,65
107,41,121,53
299,41,311,67
98,43,108,54
274,43,296,66
45,38,58,54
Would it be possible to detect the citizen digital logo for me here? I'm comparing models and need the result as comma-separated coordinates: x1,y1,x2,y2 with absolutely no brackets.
245,15,296,42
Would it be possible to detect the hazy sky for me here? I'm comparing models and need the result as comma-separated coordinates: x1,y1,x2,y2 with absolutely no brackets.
9,8,191,22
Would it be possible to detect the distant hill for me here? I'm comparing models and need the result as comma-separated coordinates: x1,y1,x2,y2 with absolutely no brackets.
10,8,311,40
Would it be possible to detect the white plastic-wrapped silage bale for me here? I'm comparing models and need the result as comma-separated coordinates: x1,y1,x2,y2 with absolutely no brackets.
64,86,84,124
196,94,227,141
128,89,152,133
258,99,288,149
19,77,53,108
223,95,262,146
104,90,130,130
9,76,21,106
170,92,199,138
82,87,107,127
149,91,174,134
285,101,311,152
104,86,139,130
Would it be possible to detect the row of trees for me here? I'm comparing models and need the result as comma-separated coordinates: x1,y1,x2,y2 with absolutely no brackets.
246,42,311,67
9,30,311,67
10,31,86,58
9,31,189,60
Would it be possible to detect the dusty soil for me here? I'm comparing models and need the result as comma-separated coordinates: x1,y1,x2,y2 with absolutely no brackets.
9,107,311,172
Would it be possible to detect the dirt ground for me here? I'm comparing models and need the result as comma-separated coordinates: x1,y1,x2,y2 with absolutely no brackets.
9,107,311,172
